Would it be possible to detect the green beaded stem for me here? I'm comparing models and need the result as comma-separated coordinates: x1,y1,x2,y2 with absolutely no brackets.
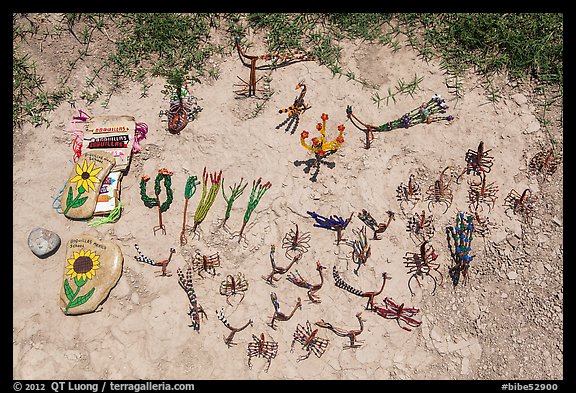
236,178,271,242
140,172,174,212
222,177,248,223
185,175,200,200
192,168,222,231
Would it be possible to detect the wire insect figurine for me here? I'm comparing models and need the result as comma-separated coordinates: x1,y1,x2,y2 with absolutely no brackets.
396,174,422,211
529,147,561,180
291,320,330,362
307,211,353,245
267,292,302,330
177,264,207,331
191,250,221,278
281,223,311,260
406,210,435,244
275,81,311,134
455,141,494,184
373,297,422,331
286,260,327,303
357,209,396,240
134,244,175,277
467,172,499,213
247,333,279,372
216,307,253,347
425,166,454,214
403,240,443,296
219,272,249,305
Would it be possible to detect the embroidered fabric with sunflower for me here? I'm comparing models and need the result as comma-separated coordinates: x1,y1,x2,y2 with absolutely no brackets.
63,249,100,314
62,151,115,219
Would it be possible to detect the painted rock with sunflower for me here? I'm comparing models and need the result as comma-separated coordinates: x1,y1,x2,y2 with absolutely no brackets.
60,234,123,315
62,151,116,219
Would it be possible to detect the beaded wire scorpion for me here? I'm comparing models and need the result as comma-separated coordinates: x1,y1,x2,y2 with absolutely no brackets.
529,147,561,180
291,320,330,362
396,174,422,212
177,264,207,331
247,333,279,372
455,141,494,184
286,260,327,304
503,188,536,224
425,166,454,214
276,81,311,134
219,272,249,305
403,240,442,296
333,266,390,310
134,244,175,277
216,307,253,347
467,172,499,213
406,210,435,245
281,223,311,260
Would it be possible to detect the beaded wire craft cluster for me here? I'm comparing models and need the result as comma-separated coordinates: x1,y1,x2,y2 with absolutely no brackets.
446,212,475,286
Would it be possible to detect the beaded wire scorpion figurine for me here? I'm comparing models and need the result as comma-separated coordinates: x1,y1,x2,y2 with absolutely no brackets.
134,244,175,277
281,224,311,260
455,141,494,184
286,260,327,304
333,266,390,310
467,172,499,213
503,188,536,224
291,320,330,362
345,94,454,149
403,240,442,296
315,312,366,349
219,272,249,305
216,307,253,347
529,147,561,180
357,209,396,240
275,81,311,134
446,212,475,286
406,210,435,245
396,174,422,212
425,166,454,214
268,292,302,330
177,264,207,331
247,333,279,373
373,297,422,331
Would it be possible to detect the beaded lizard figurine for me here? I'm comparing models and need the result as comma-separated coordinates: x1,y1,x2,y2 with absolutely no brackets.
177,265,207,331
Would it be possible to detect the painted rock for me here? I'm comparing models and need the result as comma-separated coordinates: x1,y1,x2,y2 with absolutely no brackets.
60,234,123,315
62,151,116,220
28,227,61,258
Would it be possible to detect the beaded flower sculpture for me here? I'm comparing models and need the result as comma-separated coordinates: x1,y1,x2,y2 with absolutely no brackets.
140,168,174,235
298,113,345,181
446,212,475,286
191,167,223,239
346,94,454,149
221,177,248,231
234,178,272,243
180,175,200,246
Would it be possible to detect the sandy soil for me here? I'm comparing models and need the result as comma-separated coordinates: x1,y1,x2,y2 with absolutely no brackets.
13,17,563,380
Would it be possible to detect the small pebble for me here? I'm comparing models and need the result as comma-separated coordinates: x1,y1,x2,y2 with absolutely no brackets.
28,227,61,258
507,271,518,280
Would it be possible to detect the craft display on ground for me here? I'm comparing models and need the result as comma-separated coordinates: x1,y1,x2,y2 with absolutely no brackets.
60,234,123,315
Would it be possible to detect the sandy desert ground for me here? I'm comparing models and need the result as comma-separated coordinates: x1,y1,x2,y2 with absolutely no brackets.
13,16,563,380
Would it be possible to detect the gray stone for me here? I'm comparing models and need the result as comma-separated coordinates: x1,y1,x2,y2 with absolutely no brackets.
28,227,61,258
507,271,519,280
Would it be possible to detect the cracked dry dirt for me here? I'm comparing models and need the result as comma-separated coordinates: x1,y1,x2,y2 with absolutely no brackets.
13,21,563,380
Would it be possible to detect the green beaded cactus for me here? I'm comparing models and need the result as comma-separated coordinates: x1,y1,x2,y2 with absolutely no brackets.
180,174,200,246
140,168,174,235
191,167,223,238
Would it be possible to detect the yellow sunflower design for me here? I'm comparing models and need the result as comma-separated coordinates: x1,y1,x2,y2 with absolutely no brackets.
63,160,103,215
63,249,100,314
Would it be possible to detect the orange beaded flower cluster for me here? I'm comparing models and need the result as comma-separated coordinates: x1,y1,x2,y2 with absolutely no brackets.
300,113,345,157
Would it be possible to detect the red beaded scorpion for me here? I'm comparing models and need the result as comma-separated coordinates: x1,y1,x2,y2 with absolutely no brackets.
191,250,221,278
467,172,499,213
406,210,435,245
286,260,327,303
456,141,494,184
396,174,422,211
403,240,442,296
504,188,536,223
291,320,330,361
